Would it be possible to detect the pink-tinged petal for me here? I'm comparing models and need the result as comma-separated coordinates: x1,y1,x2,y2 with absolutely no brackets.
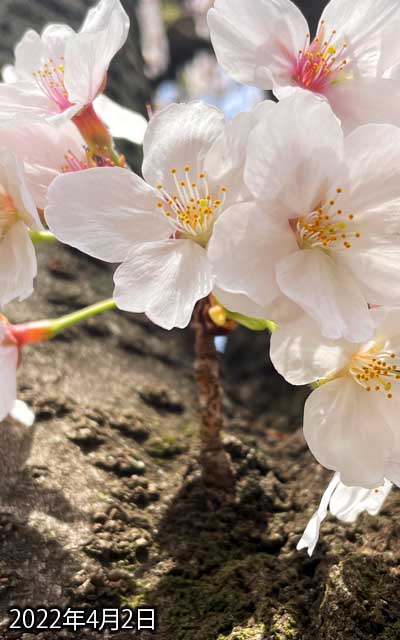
325,77,400,132
142,102,225,192
209,201,297,309
0,151,42,230
320,0,400,76
1,120,84,170
94,94,148,145
114,240,213,330
0,343,18,421
64,0,129,105
1,121,86,209
304,378,393,488
208,0,308,89
270,314,354,386
46,167,171,263
0,221,37,306
276,249,375,342
297,472,341,556
245,92,344,215
0,82,57,123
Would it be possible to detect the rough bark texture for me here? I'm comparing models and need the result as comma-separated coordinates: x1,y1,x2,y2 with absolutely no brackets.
1,2,400,640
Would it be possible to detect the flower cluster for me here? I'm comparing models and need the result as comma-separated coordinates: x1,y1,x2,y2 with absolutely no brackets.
1,0,400,552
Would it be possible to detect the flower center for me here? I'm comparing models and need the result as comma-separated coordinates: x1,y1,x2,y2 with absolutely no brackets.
0,186,18,239
32,57,73,112
294,188,361,252
348,344,400,399
61,148,116,174
155,166,227,247
293,21,348,92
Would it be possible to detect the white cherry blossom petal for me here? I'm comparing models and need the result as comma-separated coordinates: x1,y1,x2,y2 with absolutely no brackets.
213,286,271,322
340,242,400,307
142,102,225,192
11,26,75,80
0,82,59,122
203,99,275,203
114,240,213,330
276,249,376,342
325,77,400,133
0,222,37,306
46,168,171,263
320,0,400,76
0,151,42,230
208,0,308,89
245,92,344,215
329,478,392,522
64,2,129,105
94,94,148,145
209,201,297,309
297,473,341,556
1,121,86,209
304,378,393,488
270,314,354,385
342,124,400,212
298,472,392,555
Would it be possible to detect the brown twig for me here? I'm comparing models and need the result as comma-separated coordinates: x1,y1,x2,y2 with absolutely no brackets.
192,300,235,489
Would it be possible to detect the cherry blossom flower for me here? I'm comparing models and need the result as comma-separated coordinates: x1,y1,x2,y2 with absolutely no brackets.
1,96,148,209
0,151,42,307
208,0,400,130
45,101,267,329
209,91,400,343
0,0,129,126
298,472,392,555
269,309,400,488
